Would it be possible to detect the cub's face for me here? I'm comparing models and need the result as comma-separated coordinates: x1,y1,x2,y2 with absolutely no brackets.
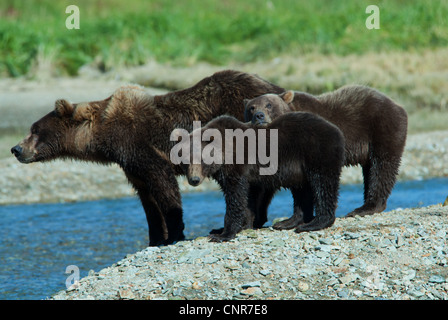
171,126,224,187
187,127,224,187
244,91,295,125
11,110,70,164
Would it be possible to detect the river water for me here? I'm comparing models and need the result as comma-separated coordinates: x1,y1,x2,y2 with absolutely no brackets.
0,178,447,299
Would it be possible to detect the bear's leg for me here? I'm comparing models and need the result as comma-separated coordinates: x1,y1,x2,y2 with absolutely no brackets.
209,177,252,242
294,171,338,233
208,183,269,235
346,154,401,217
126,172,185,246
248,185,276,228
273,184,314,230
135,187,168,246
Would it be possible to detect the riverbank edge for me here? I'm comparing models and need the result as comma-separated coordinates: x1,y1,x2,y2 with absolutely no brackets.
51,204,448,300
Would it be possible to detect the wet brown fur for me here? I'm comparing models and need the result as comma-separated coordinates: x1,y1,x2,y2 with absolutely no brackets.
244,85,408,219
184,113,345,242
11,70,284,246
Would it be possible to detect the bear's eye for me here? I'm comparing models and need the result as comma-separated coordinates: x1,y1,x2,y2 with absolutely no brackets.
31,127,39,135
266,103,272,109
249,106,255,112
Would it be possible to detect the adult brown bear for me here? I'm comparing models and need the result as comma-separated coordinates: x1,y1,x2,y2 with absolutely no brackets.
11,70,284,246
179,113,345,242
244,85,408,221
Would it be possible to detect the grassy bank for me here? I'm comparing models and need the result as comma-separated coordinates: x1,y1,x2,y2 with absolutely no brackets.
1,0,447,77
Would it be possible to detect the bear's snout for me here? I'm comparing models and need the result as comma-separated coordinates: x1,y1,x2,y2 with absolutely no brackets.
11,143,36,163
11,145,23,158
252,111,266,125
188,176,201,186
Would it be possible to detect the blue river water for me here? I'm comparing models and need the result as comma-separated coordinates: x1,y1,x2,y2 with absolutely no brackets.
0,178,447,300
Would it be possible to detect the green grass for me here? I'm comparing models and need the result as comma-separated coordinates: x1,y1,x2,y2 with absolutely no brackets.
1,0,447,77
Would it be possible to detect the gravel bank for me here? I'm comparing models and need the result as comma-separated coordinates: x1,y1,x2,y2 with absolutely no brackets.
52,205,448,300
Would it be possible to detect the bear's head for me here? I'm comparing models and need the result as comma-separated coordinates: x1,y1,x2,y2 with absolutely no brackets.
171,124,225,187
11,98,102,163
170,116,251,187
244,90,295,125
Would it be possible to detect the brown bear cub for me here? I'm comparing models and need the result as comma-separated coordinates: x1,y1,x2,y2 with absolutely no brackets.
11,70,284,246
244,85,408,219
177,113,345,242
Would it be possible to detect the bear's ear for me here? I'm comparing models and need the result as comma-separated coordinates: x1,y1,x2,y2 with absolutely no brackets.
243,98,250,107
73,103,95,122
54,99,74,117
280,91,294,104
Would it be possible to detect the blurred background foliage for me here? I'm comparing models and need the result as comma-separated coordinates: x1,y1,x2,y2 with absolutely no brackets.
1,0,447,77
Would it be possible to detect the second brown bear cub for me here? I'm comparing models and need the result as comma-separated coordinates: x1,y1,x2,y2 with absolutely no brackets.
179,113,345,242
244,85,408,219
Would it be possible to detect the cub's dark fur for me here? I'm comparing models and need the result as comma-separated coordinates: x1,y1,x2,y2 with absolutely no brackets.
244,85,408,220
184,113,345,242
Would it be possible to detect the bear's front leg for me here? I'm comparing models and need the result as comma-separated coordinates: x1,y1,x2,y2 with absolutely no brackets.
124,159,185,246
209,176,252,242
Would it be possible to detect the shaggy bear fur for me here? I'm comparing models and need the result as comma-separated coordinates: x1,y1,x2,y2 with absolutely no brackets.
11,70,284,246
244,85,408,220
180,113,345,242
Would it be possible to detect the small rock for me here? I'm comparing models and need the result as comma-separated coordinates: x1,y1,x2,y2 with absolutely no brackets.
315,251,329,258
339,274,359,285
242,281,261,289
396,235,406,247
319,238,334,245
240,287,263,296
297,281,309,292
428,275,446,283
337,290,349,298
203,256,219,264
315,244,339,252
225,262,240,270
240,229,258,239
344,232,361,239
349,258,367,269
269,239,285,247
118,288,135,300
260,269,271,276
402,269,416,281
66,281,80,292
407,288,425,298
192,282,201,290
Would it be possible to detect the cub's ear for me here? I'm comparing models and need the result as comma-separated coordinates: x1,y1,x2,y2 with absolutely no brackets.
280,91,294,104
243,98,250,107
54,99,74,117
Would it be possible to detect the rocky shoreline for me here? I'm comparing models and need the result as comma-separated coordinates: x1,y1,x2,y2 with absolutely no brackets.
52,205,448,300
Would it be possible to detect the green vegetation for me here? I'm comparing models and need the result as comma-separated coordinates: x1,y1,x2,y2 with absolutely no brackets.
1,0,447,77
